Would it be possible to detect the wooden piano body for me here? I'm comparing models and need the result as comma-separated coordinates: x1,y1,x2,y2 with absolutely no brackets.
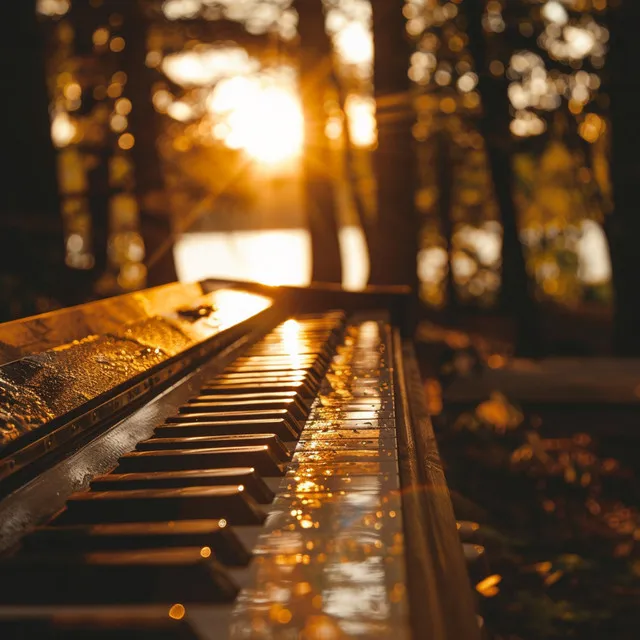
0,280,479,639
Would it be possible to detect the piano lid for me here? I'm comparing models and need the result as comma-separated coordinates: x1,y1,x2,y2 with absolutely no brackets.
0,283,274,487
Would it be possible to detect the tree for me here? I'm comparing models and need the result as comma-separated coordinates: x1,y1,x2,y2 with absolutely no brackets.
462,0,542,356
370,0,419,290
434,126,458,313
65,0,112,282
607,0,640,355
121,0,178,286
296,0,343,284
0,2,69,319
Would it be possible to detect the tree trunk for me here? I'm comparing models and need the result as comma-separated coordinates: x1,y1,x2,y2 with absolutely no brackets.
435,128,458,313
0,2,70,317
67,0,112,282
296,0,342,284
369,0,419,291
463,0,541,356
121,0,177,287
607,2,640,355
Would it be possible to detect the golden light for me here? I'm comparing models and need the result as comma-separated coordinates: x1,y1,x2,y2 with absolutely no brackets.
161,47,257,88
211,289,272,330
93,27,110,47
115,97,132,115
345,94,377,148
37,0,70,17
110,114,127,132
118,133,135,150
476,574,502,597
325,115,343,140
167,101,194,122
51,112,76,148
63,82,81,101
168,603,186,620
282,319,302,368
282,318,300,338
110,37,126,53
579,113,605,143
542,1,569,26
208,73,304,165
152,89,173,113
173,229,313,287
107,83,123,99
334,22,374,67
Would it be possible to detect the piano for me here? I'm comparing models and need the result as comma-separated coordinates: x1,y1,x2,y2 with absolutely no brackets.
0,280,479,639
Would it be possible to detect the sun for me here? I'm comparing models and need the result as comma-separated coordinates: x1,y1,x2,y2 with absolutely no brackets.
208,72,304,166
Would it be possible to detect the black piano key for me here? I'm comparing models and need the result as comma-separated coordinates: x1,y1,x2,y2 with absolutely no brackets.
55,486,265,526
90,467,274,503
254,341,332,351
0,548,238,604
232,353,322,362
137,434,291,463
241,348,330,361
188,391,310,413
241,341,330,352
180,398,307,422
165,410,301,434
22,519,251,565
212,366,321,380
235,360,327,374
230,356,326,374
246,336,329,344
219,366,323,384
189,390,300,401
115,445,285,477
255,335,331,345
203,378,317,398
199,381,314,400
0,614,199,639
209,372,312,383
153,418,298,442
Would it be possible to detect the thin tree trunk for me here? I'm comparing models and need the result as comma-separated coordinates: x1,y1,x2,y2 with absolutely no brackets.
607,2,640,355
435,128,458,313
463,0,541,356
121,0,177,286
69,1,110,281
64,0,113,284
370,0,419,291
296,0,342,284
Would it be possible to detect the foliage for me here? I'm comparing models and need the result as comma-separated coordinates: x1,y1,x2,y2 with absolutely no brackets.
405,0,613,308
426,328,640,638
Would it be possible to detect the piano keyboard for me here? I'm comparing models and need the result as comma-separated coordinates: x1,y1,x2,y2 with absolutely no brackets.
0,312,400,636
0,296,479,639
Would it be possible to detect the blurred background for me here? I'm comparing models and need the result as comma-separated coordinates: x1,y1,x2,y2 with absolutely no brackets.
1,0,632,358
2,2,640,637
